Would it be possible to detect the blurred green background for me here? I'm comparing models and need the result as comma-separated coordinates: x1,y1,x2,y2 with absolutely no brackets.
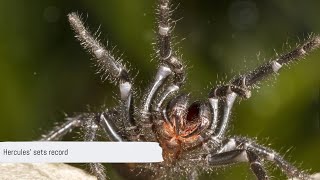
0,0,319,179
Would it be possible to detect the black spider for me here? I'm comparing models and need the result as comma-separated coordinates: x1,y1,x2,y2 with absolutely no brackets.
41,0,320,179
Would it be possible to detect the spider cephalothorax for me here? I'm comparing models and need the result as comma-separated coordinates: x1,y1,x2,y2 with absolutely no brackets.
41,0,319,179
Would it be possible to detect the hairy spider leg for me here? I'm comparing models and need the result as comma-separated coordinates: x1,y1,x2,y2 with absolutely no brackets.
210,34,320,100
171,31,320,180
206,35,320,142
83,118,107,180
41,112,121,178
41,13,141,142
209,149,268,180
139,0,186,140
208,137,310,180
141,0,184,118
153,0,186,110
67,13,137,139
156,0,185,86
197,35,320,179
40,113,126,142
39,112,125,142
40,114,85,140
97,111,124,141
68,13,135,134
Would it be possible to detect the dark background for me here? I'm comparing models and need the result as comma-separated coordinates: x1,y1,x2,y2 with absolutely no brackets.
0,0,319,179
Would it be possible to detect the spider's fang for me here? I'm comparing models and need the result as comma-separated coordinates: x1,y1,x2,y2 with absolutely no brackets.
213,92,237,139
141,65,172,120
98,113,124,142
208,97,219,131
155,85,180,111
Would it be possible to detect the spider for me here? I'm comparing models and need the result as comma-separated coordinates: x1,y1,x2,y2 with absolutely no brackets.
40,0,320,179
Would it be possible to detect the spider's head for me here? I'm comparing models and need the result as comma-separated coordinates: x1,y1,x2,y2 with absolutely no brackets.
158,94,211,163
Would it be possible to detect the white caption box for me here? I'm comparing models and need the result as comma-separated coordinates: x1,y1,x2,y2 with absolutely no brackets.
0,142,163,163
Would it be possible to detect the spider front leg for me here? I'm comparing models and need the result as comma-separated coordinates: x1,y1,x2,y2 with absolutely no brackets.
41,12,141,180
141,0,185,116
139,0,186,139
207,35,320,141
154,0,185,107
68,13,136,133
41,14,130,141
210,35,320,100
200,35,320,179
42,13,139,142
207,137,310,180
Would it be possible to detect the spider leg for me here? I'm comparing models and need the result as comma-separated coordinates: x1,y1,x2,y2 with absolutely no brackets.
96,108,143,141
209,35,320,99
84,118,106,180
68,13,135,130
205,35,320,144
41,110,125,142
96,111,124,141
208,149,268,180
156,0,185,89
141,65,172,120
44,13,141,143
211,92,237,141
154,0,186,109
40,114,89,141
141,0,185,120
208,137,310,179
